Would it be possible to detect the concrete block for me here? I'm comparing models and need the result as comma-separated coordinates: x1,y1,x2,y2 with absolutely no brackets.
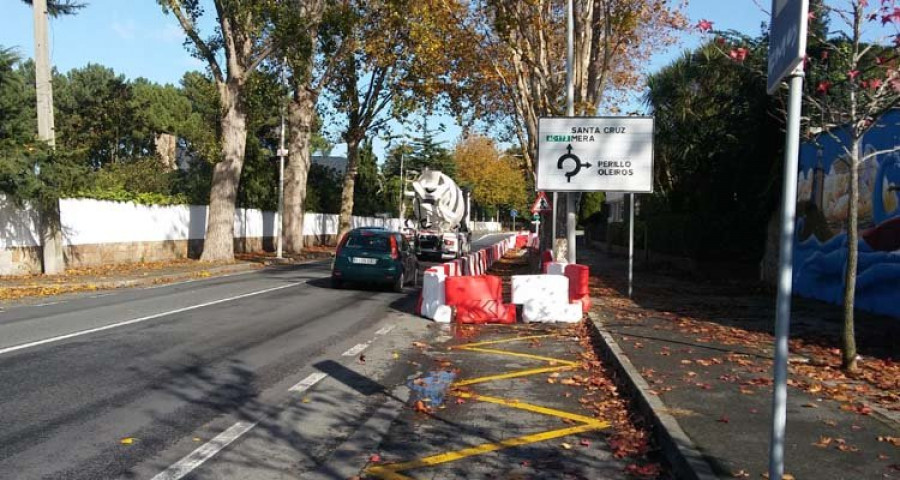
433,305,452,323
421,269,446,319
546,262,567,276
522,299,583,323
510,274,569,305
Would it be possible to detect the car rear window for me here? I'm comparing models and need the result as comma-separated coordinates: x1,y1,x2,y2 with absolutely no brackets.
346,232,391,251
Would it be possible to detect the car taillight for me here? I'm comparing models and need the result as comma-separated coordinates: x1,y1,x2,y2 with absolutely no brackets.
335,233,349,256
390,235,400,260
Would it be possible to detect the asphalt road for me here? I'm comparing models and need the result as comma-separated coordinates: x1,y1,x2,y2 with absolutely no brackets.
0,233,510,480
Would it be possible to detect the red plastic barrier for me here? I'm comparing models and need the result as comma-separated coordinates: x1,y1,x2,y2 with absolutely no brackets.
455,300,516,324
515,234,528,249
445,275,514,324
564,264,590,296
445,275,502,305
565,264,591,313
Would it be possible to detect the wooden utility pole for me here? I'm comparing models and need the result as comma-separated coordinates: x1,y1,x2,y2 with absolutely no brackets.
32,0,64,274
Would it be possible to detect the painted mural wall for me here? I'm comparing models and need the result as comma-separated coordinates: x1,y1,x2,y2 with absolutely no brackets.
795,110,900,318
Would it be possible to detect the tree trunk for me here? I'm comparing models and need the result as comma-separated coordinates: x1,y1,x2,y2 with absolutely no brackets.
283,87,316,253
200,81,247,262
841,138,860,372
155,132,178,170
338,133,362,239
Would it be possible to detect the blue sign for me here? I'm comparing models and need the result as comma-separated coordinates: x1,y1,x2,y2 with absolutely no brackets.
510,209,518,218
767,0,809,94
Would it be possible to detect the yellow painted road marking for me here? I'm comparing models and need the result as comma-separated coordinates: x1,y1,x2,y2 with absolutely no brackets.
455,392,610,428
452,365,574,387
369,424,601,475
457,346,578,366
449,334,557,349
364,331,609,480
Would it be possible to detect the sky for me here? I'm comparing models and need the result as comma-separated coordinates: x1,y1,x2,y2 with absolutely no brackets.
0,0,768,160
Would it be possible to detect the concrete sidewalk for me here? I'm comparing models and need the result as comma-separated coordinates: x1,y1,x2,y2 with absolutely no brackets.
580,247,899,480
0,249,336,303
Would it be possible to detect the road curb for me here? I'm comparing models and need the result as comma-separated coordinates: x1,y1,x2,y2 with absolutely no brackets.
585,308,720,480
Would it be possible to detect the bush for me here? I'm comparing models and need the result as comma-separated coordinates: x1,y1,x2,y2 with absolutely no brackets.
75,157,188,205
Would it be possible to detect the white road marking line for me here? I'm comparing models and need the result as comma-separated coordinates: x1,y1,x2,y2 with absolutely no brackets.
31,301,63,307
341,342,371,357
0,283,299,357
375,324,396,336
288,372,328,393
150,421,257,480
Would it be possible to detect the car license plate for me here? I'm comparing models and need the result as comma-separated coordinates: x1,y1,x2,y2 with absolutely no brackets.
352,257,377,265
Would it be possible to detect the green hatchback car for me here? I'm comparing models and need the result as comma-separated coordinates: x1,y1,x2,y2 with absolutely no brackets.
331,227,418,292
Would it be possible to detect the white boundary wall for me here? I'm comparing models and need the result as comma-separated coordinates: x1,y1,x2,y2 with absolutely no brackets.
0,195,400,248
0,194,40,249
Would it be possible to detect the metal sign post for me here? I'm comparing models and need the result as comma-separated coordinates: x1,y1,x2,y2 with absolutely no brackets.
766,1,809,479
275,58,288,259
565,0,576,264
511,209,518,231
628,193,635,298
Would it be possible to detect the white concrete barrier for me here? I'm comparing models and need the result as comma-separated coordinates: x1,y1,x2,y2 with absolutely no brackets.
420,268,447,320
510,274,569,305
522,299,583,323
546,262,567,276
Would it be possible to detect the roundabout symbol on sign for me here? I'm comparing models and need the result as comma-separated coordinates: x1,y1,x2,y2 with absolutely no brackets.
556,144,591,183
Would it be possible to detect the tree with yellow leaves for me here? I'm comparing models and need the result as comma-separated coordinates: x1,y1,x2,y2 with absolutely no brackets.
454,135,528,218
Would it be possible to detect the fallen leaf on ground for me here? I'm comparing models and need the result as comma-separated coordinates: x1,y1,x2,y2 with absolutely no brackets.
369,454,381,463
624,463,661,478
560,442,572,449
358,354,366,364
878,436,900,446
814,436,833,448
802,402,819,408
717,416,730,424
580,438,591,447
413,400,431,413
120,438,135,445
412,341,428,349
732,470,749,478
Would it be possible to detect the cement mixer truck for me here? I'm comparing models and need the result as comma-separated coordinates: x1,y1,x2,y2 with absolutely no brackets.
406,168,471,260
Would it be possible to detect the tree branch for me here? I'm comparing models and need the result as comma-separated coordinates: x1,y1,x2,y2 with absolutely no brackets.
165,0,224,83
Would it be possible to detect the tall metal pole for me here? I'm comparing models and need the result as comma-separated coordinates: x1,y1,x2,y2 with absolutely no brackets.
768,70,804,480
552,192,558,252
628,193,635,298
399,152,405,228
565,0,577,264
275,59,287,259
32,0,63,275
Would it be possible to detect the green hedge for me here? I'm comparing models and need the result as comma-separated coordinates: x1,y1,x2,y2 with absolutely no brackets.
72,187,189,206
